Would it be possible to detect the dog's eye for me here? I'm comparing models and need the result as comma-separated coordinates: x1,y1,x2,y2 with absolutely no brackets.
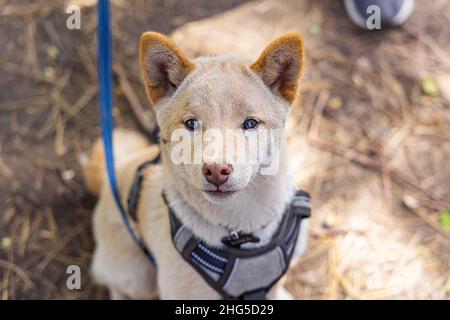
184,119,199,131
242,118,260,130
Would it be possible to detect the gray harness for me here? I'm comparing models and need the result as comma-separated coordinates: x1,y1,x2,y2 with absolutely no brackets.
127,159,311,300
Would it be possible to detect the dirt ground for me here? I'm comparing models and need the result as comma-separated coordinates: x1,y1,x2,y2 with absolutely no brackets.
0,0,449,299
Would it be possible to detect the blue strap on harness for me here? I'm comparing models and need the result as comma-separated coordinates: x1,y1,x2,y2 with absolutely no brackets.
97,0,156,266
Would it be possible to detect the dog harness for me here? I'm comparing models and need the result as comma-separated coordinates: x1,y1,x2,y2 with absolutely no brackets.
127,159,311,300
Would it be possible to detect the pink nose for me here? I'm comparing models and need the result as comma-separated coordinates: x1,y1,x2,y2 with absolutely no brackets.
202,163,233,187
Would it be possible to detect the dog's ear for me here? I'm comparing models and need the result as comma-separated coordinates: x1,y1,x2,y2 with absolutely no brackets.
251,33,304,104
140,32,195,104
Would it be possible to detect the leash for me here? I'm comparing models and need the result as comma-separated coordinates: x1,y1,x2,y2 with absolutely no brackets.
97,0,156,266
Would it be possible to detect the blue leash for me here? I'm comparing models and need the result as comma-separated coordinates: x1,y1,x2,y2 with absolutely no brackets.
97,0,156,266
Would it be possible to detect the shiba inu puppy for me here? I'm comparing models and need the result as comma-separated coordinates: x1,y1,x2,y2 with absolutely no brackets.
82,32,307,299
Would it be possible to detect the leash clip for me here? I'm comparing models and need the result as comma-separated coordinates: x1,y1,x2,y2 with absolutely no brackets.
221,229,260,248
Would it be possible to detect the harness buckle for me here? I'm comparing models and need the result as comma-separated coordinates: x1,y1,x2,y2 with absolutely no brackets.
221,229,260,248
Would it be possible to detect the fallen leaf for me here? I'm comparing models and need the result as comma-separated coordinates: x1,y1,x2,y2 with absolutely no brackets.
308,24,321,35
422,76,440,97
327,97,343,110
43,66,55,80
403,194,420,209
438,211,450,231
46,45,59,61
1,236,12,249
62,169,75,181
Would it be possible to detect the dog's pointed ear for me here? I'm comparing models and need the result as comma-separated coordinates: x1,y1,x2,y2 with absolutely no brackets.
251,33,304,104
140,32,195,104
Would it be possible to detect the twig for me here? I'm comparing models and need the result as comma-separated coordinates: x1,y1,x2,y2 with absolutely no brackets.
0,259,35,289
404,25,450,68
114,63,157,134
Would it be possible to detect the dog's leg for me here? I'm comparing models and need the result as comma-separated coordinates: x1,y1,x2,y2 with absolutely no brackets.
90,199,159,300
109,287,127,300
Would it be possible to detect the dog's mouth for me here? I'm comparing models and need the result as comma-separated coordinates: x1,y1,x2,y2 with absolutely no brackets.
202,189,240,201
204,189,236,195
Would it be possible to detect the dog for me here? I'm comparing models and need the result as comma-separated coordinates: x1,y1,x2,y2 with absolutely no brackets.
82,32,307,299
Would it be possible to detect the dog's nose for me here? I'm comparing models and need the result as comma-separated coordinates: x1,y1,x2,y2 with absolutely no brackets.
202,163,233,187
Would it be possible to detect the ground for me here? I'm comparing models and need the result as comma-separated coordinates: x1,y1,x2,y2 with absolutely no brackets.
0,0,449,299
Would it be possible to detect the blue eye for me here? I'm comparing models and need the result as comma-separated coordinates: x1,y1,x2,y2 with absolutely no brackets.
184,119,199,131
242,118,260,130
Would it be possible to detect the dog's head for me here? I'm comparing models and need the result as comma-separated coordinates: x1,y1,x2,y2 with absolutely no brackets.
140,32,304,204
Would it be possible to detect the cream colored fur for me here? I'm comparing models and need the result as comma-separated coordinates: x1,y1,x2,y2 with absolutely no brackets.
83,32,307,299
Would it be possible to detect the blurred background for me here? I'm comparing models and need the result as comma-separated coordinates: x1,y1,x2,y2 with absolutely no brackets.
0,0,449,299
